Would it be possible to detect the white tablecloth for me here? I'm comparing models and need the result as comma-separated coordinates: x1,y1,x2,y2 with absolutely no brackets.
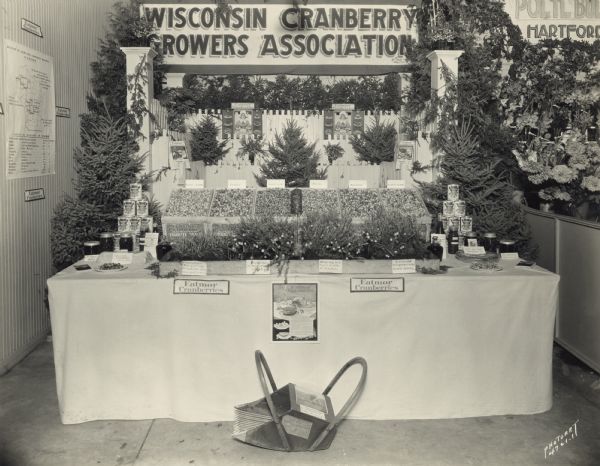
48,259,559,424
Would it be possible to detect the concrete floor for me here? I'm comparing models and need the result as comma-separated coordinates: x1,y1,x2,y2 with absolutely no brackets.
0,343,599,466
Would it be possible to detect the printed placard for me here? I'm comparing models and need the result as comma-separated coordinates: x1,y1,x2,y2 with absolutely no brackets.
21,18,43,37
56,106,71,118
309,179,328,189
24,188,45,202
112,252,133,264
272,283,318,342
185,179,204,189
348,179,368,189
386,179,406,189
267,179,285,189
502,252,521,260
231,102,255,110
350,278,405,292
181,261,208,276
246,260,271,275
173,279,229,295
144,233,159,259
392,259,416,274
463,246,486,256
318,259,343,274
83,255,99,263
228,179,247,189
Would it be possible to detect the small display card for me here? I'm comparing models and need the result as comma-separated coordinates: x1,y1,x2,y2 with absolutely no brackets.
246,260,271,275
502,252,520,260
309,179,328,189
267,179,285,189
463,246,486,256
348,180,367,189
350,278,405,292
173,279,229,295
318,259,343,274
185,179,204,189
386,179,406,189
227,179,247,189
144,233,159,259
181,261,208,276
83,255,99,262
392,259,416,274
289,317,315,339
112,252,133,264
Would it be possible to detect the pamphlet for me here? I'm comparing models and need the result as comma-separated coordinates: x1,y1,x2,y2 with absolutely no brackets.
318,259,343,274
392,259,416,274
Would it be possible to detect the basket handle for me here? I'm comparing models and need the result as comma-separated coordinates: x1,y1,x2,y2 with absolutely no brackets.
309,356,368,451
254,350,291,452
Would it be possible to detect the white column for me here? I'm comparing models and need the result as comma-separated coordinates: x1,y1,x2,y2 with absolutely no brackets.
426,50,464,99
120,47,157,177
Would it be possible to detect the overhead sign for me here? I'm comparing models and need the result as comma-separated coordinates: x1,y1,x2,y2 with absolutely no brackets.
505,0,600,42
142,2,420,73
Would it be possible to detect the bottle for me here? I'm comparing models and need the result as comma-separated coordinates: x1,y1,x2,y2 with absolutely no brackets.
427,237,444,260
448,227,460,255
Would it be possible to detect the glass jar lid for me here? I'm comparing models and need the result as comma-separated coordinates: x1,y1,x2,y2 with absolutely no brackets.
120,233,133,238
99,232,114,238
483,232,497,238
465,231,478,238
83,241,100,246
500,239,516,245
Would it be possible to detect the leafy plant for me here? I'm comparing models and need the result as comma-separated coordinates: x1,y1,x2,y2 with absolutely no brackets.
230,217,297,262
169,234,231,261
350,117,397,164
258,120,326,187
237,135,265,165
189,115,230,164
300,210,360,260
324,142,344,165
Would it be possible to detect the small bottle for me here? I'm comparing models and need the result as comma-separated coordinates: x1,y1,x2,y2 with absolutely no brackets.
427,237,444,260
448,227,460,255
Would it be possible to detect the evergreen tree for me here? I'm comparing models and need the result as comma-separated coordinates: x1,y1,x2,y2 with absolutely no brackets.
350,117,397,164
189,116,230,164
258,120,325,187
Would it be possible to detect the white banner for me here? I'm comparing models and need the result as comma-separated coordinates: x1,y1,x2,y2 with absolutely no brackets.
4,40,55,179
142,3,419,72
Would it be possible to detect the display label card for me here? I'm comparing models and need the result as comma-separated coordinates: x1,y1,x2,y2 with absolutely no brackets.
56,106,71,118
246,260,271,275
463,246,486,256
267,179,285,189
332,103,355,111
181,261,208,276
24,188,45,202
83,255,99,262
309,179,328,189
348,180,368,189
350,278,405,293
173,279,229,295
112,252,133,264
318,259,343,274
227,179,247,189
392,259,416,274
144,233,159,259
231,102,255,110
467,238,479,247
21,18,43,37
185,179,204,189
386,179,406,189
502,252,520,260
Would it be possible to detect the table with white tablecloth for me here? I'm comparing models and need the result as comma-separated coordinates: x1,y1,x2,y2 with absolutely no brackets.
48,258,559,424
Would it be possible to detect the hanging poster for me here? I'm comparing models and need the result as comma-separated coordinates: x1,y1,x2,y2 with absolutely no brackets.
234,109,254,138
272,283,318,342
4,40,55,179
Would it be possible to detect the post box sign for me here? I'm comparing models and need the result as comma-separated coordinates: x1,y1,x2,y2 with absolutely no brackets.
505,0,600,42
142,2,420,72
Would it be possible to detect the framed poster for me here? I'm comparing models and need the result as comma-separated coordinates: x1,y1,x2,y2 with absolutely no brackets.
272,283,318,342
396,141,416,169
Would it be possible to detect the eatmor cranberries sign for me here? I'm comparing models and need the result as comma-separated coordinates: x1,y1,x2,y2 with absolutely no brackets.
142,1,420,73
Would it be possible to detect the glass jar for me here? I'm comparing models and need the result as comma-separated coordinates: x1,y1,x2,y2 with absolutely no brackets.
448,227,460,255
442,200,454,217
499,239,517,253
464,231,478,247
447,184,460,202
460,216,473,235
83,241,101,256
99,232,114,252
119,233,134,252
482,232,498,253
123,199,136,217
427,238,444,260
454,200,466,217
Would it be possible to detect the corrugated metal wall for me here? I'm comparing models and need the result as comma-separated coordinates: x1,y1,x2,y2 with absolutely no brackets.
0,0,115,373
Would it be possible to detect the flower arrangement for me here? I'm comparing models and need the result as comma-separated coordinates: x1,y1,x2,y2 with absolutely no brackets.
513,130,600,213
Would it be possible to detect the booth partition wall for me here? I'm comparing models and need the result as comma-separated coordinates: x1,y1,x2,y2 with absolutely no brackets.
0,0,115,374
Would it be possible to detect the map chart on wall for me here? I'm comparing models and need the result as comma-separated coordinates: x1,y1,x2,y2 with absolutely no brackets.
3,40,56,179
